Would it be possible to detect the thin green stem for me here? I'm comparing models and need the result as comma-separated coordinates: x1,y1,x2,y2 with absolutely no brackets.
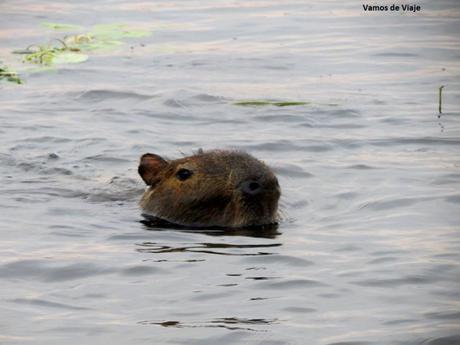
439,85,445,114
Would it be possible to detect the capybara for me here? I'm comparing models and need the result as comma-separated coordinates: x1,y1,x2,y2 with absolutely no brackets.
138,150,281,227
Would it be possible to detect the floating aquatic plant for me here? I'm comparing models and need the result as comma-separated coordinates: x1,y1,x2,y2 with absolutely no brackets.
13,23,152,67
90,24,151,40
16,40,88,66
438,85,445,114
234,100,310,107
0,65,23,84
51,51,89,64
41,22,83,31
62,33,122,52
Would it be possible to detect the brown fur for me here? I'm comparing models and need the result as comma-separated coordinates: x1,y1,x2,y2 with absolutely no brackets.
138,150,281,227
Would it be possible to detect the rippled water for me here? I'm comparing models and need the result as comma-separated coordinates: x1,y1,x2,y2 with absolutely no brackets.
1,1,460,344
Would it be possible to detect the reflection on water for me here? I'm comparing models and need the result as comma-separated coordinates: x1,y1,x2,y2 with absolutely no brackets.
1,0,460,344
136,241,281,256
140,216,281,239
139,317,278,332
138,216,282,259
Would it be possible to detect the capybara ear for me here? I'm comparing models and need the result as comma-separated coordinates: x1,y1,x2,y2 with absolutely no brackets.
138,153,168,186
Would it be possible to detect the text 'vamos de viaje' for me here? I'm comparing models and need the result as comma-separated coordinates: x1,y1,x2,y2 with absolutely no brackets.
362,4,421,12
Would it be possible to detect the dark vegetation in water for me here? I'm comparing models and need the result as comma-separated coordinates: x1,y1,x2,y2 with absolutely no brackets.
438,85,445,114
233,100,340,107
0,65,22,84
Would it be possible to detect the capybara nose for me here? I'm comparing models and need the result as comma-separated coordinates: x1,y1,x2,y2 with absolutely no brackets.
240,180,263,195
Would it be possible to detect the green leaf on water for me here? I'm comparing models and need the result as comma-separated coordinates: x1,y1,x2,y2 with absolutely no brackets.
42,22,83,31
21,45,88,66
0,65,23,84
272,101,310,107
234,100,310,107
62,34,123,52
77,40,123,51
23,47,57,65
52,52,88,64
90,24,151,41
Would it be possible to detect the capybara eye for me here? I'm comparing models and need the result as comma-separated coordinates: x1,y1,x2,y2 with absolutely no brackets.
248,182,260,191
176,168,193,181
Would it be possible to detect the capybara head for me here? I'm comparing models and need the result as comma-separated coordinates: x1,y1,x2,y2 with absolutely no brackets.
138,150,281,228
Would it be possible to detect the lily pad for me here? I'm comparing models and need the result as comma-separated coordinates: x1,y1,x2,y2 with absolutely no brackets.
234,100,310,107
52,52,88,64
90,24,151,41
42,22,83,31
68,38,123,52
63,24,151,51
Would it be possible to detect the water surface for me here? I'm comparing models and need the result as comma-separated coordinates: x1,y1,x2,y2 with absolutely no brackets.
1,1,460,344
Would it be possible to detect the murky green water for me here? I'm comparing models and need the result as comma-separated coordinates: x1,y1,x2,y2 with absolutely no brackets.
1,1,460,344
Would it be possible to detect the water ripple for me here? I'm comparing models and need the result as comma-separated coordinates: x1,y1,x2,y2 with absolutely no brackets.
75,89,154,102
256,278,327,289
136,241,281,256
0,260,115,282
138,317,278,332
10,298,90,311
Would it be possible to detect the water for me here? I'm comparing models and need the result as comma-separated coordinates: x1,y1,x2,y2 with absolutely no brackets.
1,1,460,344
